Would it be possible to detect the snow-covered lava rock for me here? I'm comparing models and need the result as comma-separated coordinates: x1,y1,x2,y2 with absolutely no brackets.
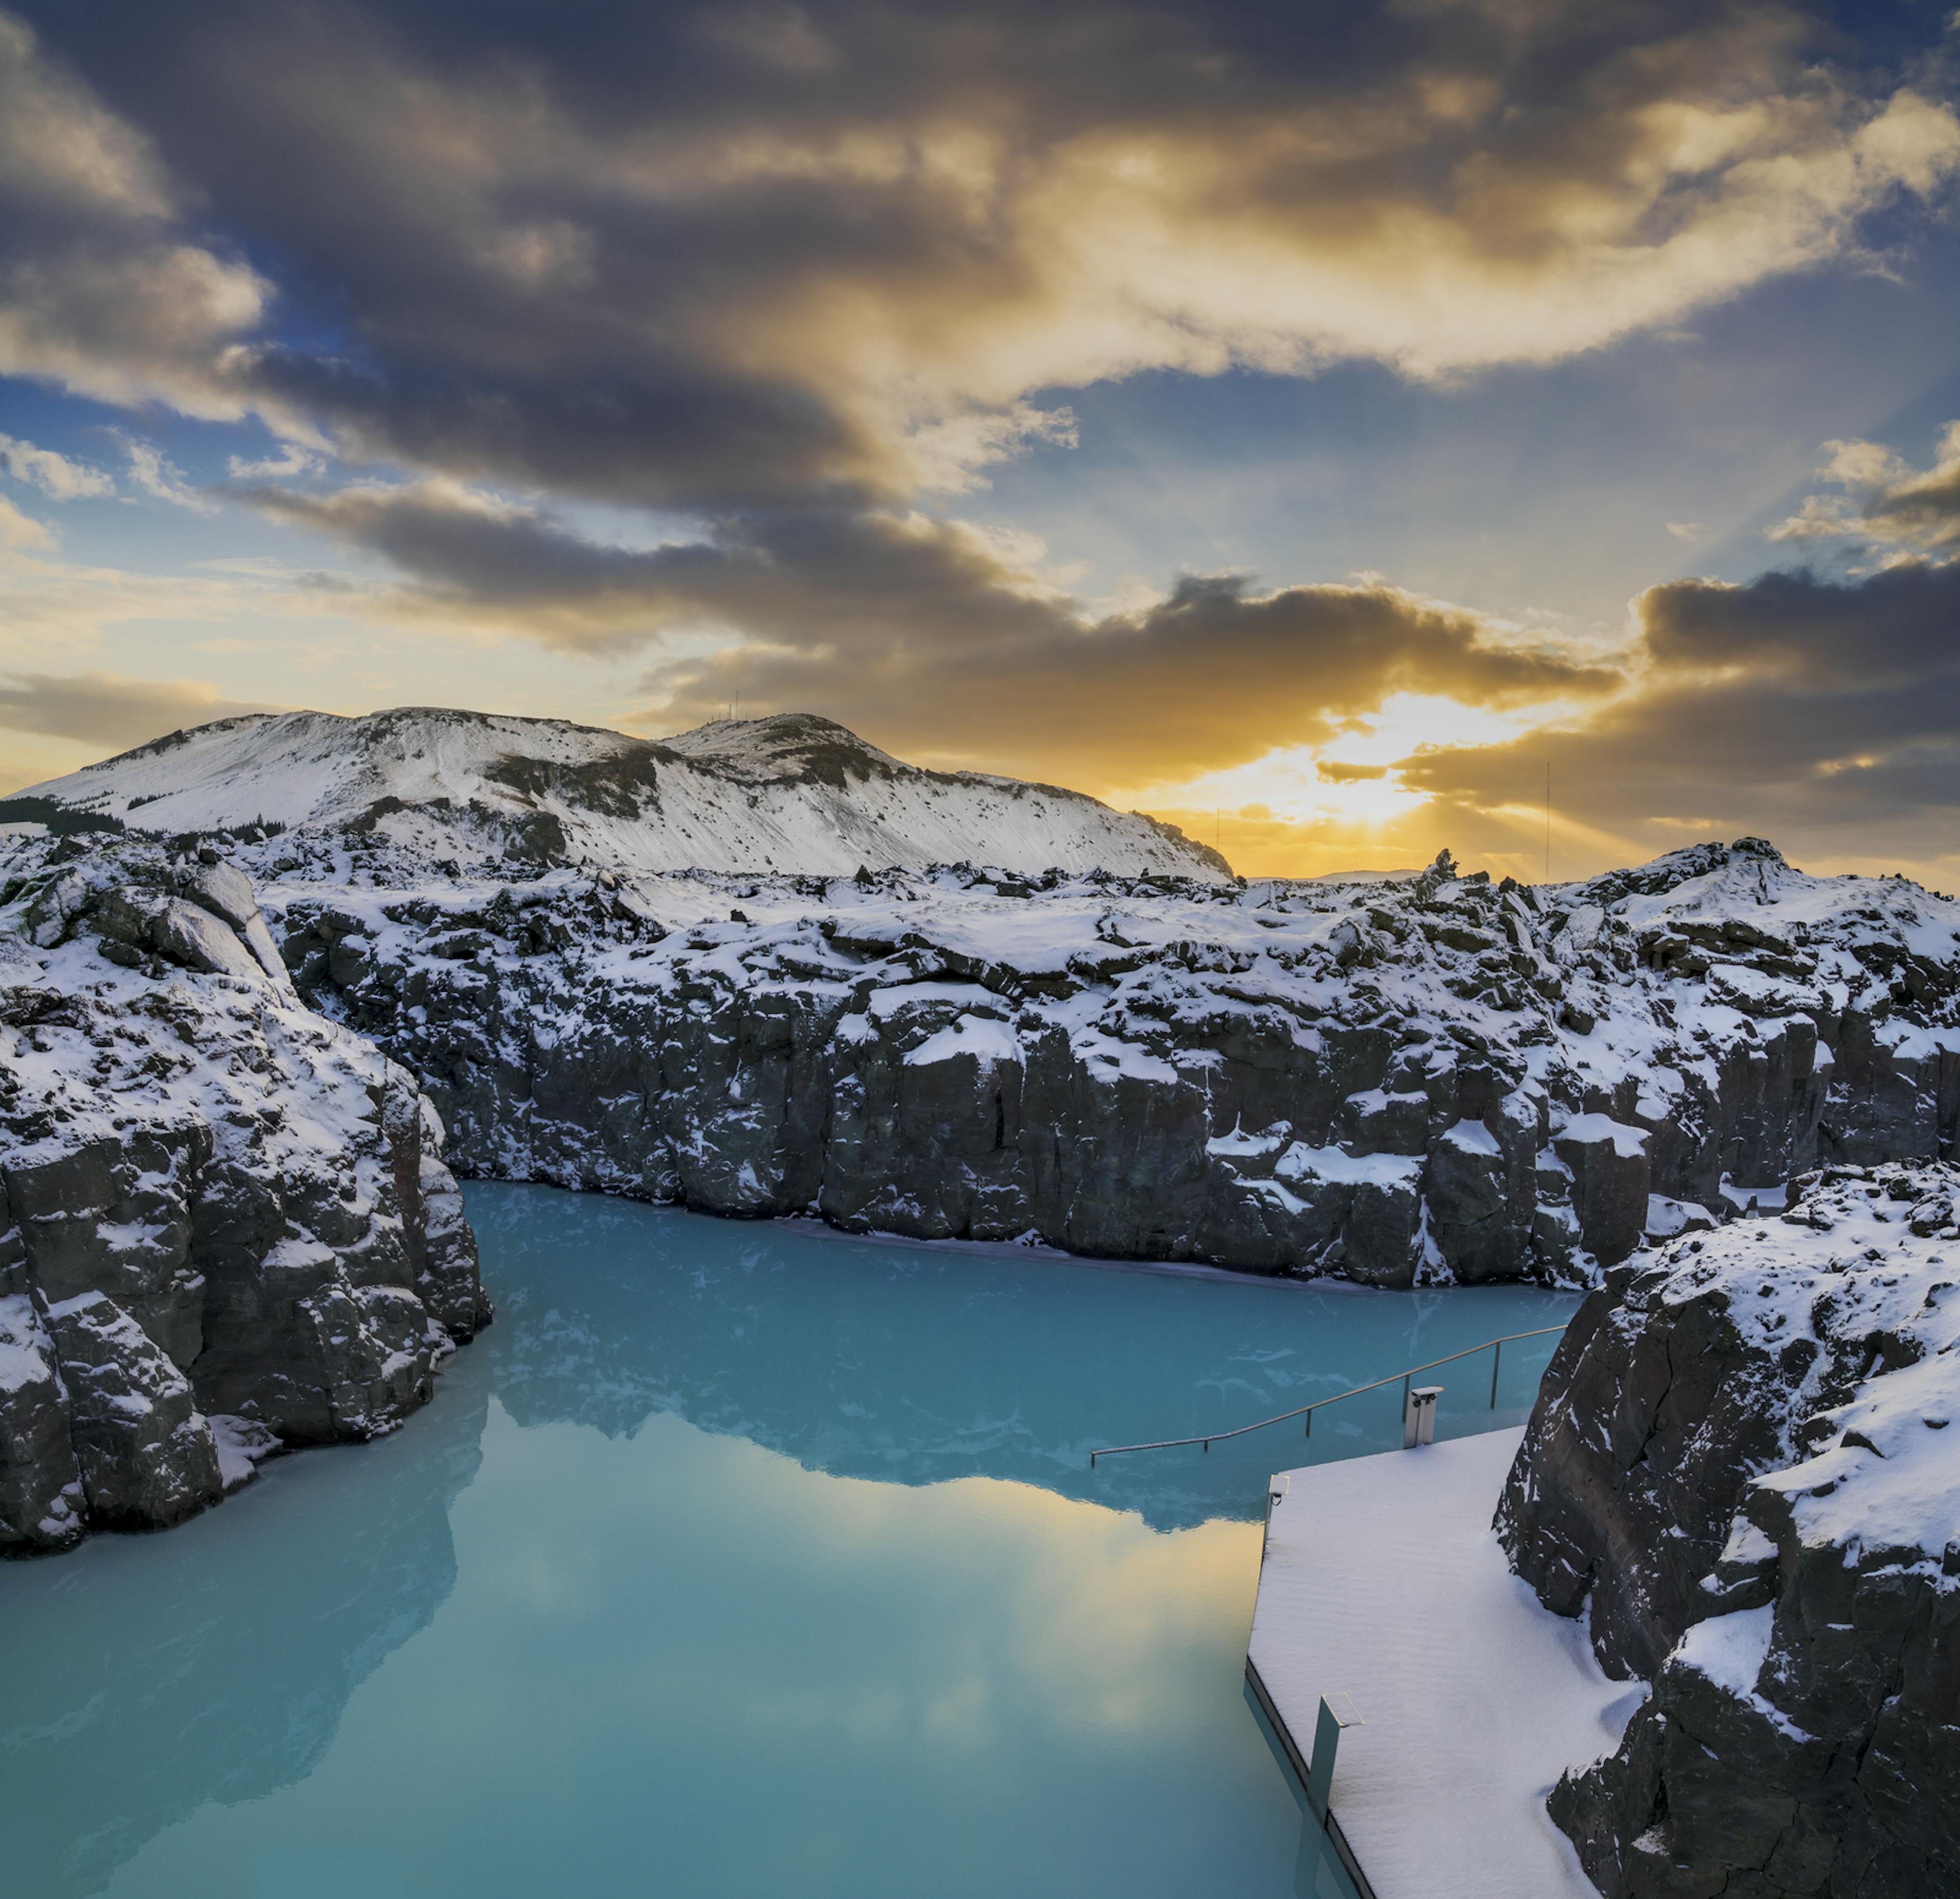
0,834,489,1555
260,835,1960,1286
1500,1160,1960,1896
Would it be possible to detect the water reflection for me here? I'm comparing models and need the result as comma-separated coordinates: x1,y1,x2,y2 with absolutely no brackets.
0,1185,1574,1899
0,1372,487,1897
71,1403,1351,1899
472,1183,1575,1531
1244,1681,1383,1899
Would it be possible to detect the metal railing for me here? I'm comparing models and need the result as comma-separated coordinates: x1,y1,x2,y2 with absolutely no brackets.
1089,1324,1567,1466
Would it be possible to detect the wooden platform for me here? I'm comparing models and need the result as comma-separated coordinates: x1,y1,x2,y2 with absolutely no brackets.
1247,1429,1645,1899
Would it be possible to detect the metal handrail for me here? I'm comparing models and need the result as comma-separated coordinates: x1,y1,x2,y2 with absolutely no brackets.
1088,1324,1567,1466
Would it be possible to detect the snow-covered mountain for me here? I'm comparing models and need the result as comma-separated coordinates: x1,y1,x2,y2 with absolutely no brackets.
9,708,1229,880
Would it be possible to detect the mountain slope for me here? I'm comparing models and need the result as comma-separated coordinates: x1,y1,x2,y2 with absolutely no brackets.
11,708,1229,880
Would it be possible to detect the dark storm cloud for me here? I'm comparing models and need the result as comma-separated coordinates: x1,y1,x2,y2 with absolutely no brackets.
239,482,1069,647
246,477,1618,781
8,0,1956,507
1638,564,1960,686
1400,563,1960,863
239,349,866,515
0,15,267,411
644,570,1621,785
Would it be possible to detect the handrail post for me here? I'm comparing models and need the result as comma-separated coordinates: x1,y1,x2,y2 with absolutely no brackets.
1085,1324,1565,1465
1307,1697,1342,1820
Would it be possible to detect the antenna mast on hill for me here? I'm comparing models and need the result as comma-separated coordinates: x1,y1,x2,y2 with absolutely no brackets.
1544,763,1552,883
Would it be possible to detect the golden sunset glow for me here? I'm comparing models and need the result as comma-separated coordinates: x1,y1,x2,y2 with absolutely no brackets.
1121,696,1560,875
2,1,1958,883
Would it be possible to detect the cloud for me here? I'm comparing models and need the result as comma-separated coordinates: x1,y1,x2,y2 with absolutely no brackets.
241,474,1620,783
10,1,1958,509
904,402,1080,496
1399,561,1960,867
0,491,51,549
695,1,837,75
0,431,113,499
9,0,1960,880
1768,423,1960,557
225,440,323,480
1664,522,1705,543
120,437,215,512
0,12,270,417
0,666,279,749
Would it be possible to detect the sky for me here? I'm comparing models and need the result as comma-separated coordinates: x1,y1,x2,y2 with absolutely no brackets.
4,0,1960,882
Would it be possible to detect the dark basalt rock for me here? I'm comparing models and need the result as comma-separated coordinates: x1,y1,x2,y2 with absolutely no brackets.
0,837,490,1555
265,841,1960,1293
1500,1161,1960,1896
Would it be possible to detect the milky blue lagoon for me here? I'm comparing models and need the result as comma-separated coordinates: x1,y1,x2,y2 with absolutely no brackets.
0,1184,1578,1898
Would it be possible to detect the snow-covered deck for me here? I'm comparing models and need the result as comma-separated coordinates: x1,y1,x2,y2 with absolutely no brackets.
1247,1429,1644,1899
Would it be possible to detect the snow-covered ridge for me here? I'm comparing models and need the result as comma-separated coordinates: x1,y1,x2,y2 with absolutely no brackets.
10,707,1228,881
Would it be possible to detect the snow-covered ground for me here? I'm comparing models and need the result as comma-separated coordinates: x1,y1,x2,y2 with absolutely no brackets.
10,707,1227,880
1249,1429,1646,1898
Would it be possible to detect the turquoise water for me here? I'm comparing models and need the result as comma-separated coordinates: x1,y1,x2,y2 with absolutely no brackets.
0,1185,1578,1898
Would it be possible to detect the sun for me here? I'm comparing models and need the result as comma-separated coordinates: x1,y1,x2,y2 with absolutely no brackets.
1119,694,1533,830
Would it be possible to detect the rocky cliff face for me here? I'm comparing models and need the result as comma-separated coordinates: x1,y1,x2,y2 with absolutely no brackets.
0,835,489,1555
262,838,1960,1287
1498,1161,1960,1896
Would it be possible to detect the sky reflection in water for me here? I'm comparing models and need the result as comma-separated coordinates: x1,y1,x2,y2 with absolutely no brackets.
0,1184,1578,1898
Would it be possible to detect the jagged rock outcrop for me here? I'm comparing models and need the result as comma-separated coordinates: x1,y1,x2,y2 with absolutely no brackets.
0,835,489,1555
1498,1162,1960,1896
261,838,1960,1287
